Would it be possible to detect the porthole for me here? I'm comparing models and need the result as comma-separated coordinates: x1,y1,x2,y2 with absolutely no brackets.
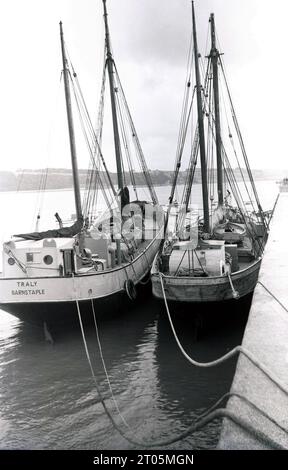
8,257,15,266
43,255,53,265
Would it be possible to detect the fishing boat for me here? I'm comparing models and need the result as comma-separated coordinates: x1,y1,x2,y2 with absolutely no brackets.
278,178,288,193
0,0,163,326
151,3,268,305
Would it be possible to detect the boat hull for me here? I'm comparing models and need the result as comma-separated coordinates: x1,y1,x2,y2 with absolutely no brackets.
151,255,261,303
0,233,161,325
0,290,127,326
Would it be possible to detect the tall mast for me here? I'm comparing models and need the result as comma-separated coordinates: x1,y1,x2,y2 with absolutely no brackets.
209,13,223,205
102,0,124,193
192,2,210,232
60,22,82,221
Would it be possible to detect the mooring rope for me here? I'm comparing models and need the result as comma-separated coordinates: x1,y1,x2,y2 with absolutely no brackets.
159,273,288,397
227,272,240,299
74,287,288,448
90,299,131,429
257,280,288,315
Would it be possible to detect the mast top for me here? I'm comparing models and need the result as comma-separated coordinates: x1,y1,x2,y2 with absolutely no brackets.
59,20,83,222
102,0,124,194
208,12,224,206
191,0,210,232
209,13,218,54
102,0,112,57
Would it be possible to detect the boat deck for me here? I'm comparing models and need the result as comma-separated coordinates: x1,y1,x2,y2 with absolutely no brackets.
167,241,255,276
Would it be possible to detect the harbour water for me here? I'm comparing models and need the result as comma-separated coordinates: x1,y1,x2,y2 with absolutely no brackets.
0,182,278,449
0,296,249,450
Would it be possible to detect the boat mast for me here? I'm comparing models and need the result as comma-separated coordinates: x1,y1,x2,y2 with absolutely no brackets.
59,22,83,222
192,2,210,232
102,0,124,194
209,13,223,206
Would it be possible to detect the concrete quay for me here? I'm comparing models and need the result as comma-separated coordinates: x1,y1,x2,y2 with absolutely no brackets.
218,193,288,449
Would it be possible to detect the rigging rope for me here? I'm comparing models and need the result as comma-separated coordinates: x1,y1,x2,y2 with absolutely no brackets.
115,89,139,200
201,85,266,256
219,57,267,230
67,56,116,199
114,64,158,205
217,69,258,215
69,70,116,216
179,60,211,220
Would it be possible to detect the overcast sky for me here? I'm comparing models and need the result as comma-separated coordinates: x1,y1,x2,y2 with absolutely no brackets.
0,0,287,172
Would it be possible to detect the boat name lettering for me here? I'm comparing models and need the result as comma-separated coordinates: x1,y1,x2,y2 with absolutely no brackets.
17,281,38,287
11,289,45,296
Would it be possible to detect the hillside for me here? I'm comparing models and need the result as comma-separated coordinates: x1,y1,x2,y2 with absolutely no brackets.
0,167,284,192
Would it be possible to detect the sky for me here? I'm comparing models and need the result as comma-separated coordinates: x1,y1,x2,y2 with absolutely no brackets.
0,0,288,172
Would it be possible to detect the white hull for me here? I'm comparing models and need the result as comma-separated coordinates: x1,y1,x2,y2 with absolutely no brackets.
0,234,162,324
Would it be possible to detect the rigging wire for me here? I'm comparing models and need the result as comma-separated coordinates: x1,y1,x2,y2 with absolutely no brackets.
66,48,116,198
199,69,266,255
217,66,258,215
113,64,158,205
219,57,267,229
65,54,117,219
30,71,64,230
179,60,211,219
114,88,139,200
87,46,108,220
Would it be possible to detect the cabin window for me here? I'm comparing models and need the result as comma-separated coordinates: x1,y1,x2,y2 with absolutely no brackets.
43,255,53,265
26,253,34,263
8,257,15,266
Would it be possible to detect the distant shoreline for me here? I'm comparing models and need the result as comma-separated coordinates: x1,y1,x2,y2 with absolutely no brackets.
0,179,279,194
0,168,283,192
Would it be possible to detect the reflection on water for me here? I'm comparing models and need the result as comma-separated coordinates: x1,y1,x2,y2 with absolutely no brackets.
0,294,249,450
0,184,272,449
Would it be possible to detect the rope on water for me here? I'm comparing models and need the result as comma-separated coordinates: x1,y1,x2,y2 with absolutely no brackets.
159,273,288,397
75,296,137,441
90,299,131,429
74,285,288,448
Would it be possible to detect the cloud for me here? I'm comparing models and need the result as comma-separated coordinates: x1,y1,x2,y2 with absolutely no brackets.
1,0,288,173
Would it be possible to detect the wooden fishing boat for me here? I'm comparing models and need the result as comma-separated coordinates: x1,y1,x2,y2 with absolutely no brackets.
151,3,268,306
0,0,163,326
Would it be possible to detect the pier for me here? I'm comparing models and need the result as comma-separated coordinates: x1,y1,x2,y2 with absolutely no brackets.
218,192,288,449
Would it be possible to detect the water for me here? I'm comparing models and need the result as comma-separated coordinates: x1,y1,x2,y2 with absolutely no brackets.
0,297,248,450
0,182,278,450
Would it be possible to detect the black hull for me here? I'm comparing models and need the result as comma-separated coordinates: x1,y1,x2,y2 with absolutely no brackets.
156,291,253,322
0,287,146,328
